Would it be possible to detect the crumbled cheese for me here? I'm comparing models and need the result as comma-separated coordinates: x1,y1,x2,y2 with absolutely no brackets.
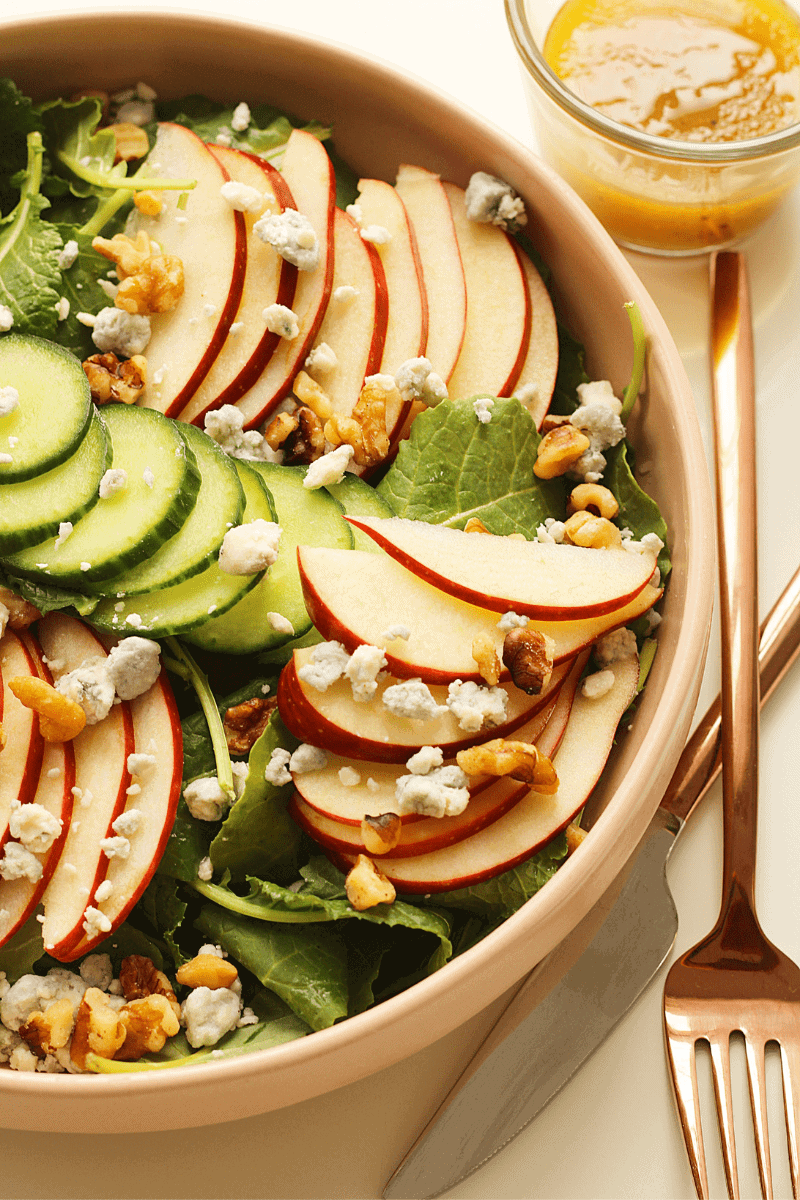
302,443,354,489
181,985,241,1048
289,743,328,774
381,625,411,643
79,954,113,990
231,761,249,800
304,342,337,374
98,467,128,499
229,322,244,336
80,562,92,572
57,239,80,270
126,783,141,797
8,800,62,854
203,403,281,464
106,636,161,700
197,856,214,882
94,880,113,903
446,679,508,733
262,303,300,339
366,778,380,793
218,519,282,576
364,373,399,393
464,172,527,232
405,745,444,775
124,613,143,628
0,843,43,883
344,644,387,702
9,1044,38,1072
0,602,7,639
91,307,151,357
296,641,350,691
0,306,12,331
54,521,73,549
497,610,529,631
645,609,662,632
1,970,87,1031
360,224,391,245
473,397,495,424
220,180,265,212
231,101,251,132
143,467,155,488
215,128,233,147
136,81,158,101
395,765,470,818
332,285,358,303
98,278,119,301
594,628,638,666
237,1007,259,1028
0,385,19,417
394,357,448,408
0,452,12,464
253,208,320,271
115,99,154,125
100,835,130,860
112,808,142,837
568,385,626,483
581,669,615,700
82,907,113,939
56,658,115,724
345,203,363,226
576,379,623,415
183,776,230,822
536,518,566,545
338,766,361,787
198,944,227,959
127,752,156,778
515,382,539,407
266,611,294,635
382,679,446,722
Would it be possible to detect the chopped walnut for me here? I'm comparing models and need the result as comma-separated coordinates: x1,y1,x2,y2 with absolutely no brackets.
456,738,559,792
119,955,181,1021
223,695,277,755
282,406,326,465
263,410,299,450
19,999,75,1058
539,413,573,435
71,988,126,1069
115,994,180,1061
351,379,391,469
464,517,490,534
108,122,150,163
83,352,147,406
176,954,239,991
293,370,333,420
92,230,153,277
361,812,402,855
0,586,41,630
566,822,588,855
502,627,553,695
345,854,396,910
92,230,184,316
472,632,502,687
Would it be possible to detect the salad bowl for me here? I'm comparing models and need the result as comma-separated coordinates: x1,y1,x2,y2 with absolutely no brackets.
0,10,714,1133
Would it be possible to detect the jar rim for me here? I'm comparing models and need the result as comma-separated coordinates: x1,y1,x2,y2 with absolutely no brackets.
505,0,800,163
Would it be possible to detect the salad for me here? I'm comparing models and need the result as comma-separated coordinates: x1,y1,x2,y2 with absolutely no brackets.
0,80,668,1074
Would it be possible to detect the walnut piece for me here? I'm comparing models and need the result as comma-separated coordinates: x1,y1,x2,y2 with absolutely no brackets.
8,674,86,743
92,230,184,316
83,352,147,406
108,122,150,163
71,988,126,1069
119,954,181,1021
223,695,277,756
456,738,559,793
324,378,392,470
472,632,502,687
464,517,490,534
0,586,41,630
361,812,402,855
263,410,299,450
345,854,396,910
502,627,553,695
566,822,588,855
282,405,326,465
115,994,180,1061
19,999,75,1058
176,953,239,991
293,370,333,420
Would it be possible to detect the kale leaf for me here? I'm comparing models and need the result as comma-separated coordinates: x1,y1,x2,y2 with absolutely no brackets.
0,79,43,217
0,132,63,338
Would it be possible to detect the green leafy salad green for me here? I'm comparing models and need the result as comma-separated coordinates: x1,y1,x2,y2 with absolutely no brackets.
0,79,669,1072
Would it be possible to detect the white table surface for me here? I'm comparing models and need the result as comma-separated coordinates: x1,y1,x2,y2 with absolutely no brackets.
2,1,800,1197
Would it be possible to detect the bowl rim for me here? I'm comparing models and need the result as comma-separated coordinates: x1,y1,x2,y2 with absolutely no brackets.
0,7,715,1112
505,0,800,163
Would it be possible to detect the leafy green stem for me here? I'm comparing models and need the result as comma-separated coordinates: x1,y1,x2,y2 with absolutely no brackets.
621,300,646,421
0,132,45,269
163,638,234,802
189,879,333,923
55,150,196,193
85,1050,214,1073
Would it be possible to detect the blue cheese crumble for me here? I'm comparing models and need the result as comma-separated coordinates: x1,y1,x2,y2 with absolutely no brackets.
253,208,320,271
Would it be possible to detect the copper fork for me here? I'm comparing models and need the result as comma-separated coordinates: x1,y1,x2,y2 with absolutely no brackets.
663,251,800,1199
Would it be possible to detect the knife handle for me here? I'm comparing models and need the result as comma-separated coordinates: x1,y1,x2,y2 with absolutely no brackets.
660,562,800,825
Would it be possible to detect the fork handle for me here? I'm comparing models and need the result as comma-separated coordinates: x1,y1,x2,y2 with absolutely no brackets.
710,250,760,912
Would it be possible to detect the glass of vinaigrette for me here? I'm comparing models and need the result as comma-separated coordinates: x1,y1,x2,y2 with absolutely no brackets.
506,0,800,253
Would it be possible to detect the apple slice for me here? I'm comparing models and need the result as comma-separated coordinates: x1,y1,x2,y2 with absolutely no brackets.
0,629,44,848
346,517,658,620
37,614,134,960
304,207,388,418
131,123,247,417
535,651,587,759
178,147,298,425
277,648,572,763
62,670,183,961
298,544,661,680
342,651,640,892
233,129,336,428
0,632,75,947
394,164,466,383
442,180,530,400
511,246,559,427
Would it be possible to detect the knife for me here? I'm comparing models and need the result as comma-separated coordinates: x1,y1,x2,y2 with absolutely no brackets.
383,563,800,1200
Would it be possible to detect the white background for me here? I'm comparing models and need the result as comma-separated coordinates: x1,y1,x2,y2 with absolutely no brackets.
1,0,800,1197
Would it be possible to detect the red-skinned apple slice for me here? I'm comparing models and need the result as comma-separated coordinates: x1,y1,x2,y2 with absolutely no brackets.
304,207,388,419
234,129,336,428
511,245,559,428
0,632,75,947
131,123,247,417
178,147,298,425
338,651,640,892
297,544,661,681
345,518,658,620
277,649,572,763
37,614,134,960
394,164,466,383
62,670,183,961
0,629,44,849
442,180,531,400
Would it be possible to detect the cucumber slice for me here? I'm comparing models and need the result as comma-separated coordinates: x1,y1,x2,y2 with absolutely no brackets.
5,403,201,585
0,408,110,555
185,463,353,656
84,423,245,596
87,461,277,638
0,334,93,483
325,474,395,552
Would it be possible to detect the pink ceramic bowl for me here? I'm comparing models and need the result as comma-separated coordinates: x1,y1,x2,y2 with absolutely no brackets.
0,10,714,1133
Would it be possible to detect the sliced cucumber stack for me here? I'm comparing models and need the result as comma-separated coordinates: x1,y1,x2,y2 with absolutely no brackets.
87,461,277,638
0,334,93,483
83,422,245,596
4,403,201,585
0,408,111,555
185,463,353,656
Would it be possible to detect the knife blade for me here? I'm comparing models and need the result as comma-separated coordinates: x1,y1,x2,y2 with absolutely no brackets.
383,562,800,1200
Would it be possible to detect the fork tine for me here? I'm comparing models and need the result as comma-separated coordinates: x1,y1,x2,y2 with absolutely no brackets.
665,1032,711,1198
780,1042,800,1199
745,1035,774,1199
709,1034,741,1199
